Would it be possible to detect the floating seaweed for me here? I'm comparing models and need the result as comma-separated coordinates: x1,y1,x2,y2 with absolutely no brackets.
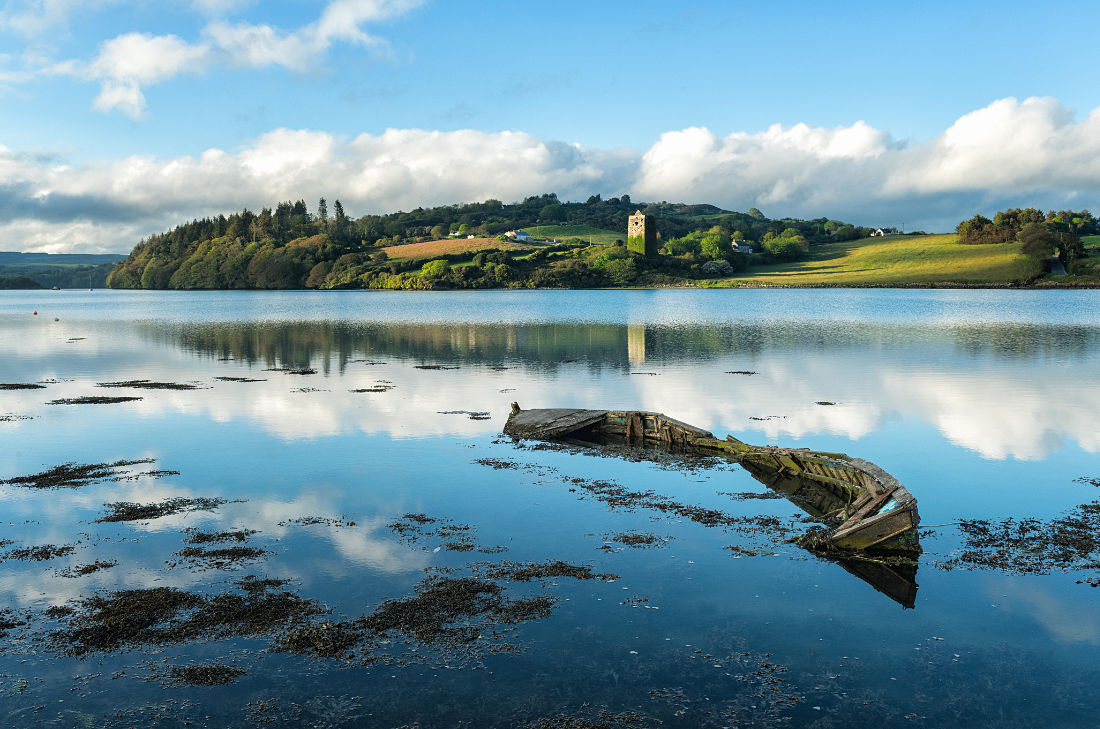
0,383,45,390
96,380,201,390
48,395,143,405
159,662,247,686
414,365,459,370
57,559,119,578
473,560,618,583
214,376,266,382
95,496,232,523
185,529,258,544
2,543,76,561
524,709,656,729
386,513,505,553
278,515,357,528
601,532,671,549
350,385,394,393
0,458,158,488
438,410,491,420
719,491,785,501
49,578,323,657
171,545,268,570
937,500,1100,578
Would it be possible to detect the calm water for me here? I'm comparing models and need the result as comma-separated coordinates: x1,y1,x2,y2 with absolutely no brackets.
1,289,1098,728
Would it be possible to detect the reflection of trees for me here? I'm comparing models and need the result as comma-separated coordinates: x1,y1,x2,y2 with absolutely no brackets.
138,321,1100,374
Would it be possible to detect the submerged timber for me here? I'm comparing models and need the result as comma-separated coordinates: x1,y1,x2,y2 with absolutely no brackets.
505,405,922,606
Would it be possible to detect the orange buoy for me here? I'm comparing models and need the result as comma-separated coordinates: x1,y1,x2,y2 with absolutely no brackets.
33,311,37,315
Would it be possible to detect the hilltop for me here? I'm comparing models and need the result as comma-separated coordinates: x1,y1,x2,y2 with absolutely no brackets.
104,194,1099,290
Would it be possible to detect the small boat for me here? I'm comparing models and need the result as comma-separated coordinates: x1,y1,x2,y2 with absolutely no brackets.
504,405,920,554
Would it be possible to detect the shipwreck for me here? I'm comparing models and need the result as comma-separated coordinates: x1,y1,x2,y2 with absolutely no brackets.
504,404,921,607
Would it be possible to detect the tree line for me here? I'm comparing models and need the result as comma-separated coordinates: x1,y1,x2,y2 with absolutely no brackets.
955,207,1092,268
107,194,876,290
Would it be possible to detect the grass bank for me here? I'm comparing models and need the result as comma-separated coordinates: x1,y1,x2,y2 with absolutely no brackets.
519,224,622,246
716,234,1044,286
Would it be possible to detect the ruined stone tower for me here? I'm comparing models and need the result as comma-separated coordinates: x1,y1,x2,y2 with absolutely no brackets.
627,210,657,257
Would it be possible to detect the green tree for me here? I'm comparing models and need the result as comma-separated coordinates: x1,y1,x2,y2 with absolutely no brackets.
420,259,450,278
1017,223,1056,261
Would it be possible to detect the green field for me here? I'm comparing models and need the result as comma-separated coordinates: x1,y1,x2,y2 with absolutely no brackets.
519,224,621,245
721,234,1043,286
1081,234,1100,248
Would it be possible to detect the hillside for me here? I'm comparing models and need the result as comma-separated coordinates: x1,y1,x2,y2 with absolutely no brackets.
381,237,535,260
104,193,1093,290
106,193,874,290
518,224,622,246
719,234,1043,286
0,251,126,289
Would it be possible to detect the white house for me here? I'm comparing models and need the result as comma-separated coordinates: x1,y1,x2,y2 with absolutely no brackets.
871,227,899,237
505,230,532,242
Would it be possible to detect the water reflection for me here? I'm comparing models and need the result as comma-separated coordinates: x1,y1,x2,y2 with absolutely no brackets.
3,316,1098,460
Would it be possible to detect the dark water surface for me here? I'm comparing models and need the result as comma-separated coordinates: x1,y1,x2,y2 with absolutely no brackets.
1,289,1098,728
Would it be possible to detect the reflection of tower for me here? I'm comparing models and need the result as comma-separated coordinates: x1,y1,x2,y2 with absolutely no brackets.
628,323,646,366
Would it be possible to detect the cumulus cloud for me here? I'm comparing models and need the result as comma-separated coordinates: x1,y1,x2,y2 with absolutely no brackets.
0,129,632,253
69,0,423,117
6,96,1100,252
630,96,1100,230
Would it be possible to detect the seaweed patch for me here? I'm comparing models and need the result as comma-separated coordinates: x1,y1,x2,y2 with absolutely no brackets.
158,662,247,686
278,515,357,528
48,578,324,657
600,532,672,550
1,458,159,488
2,543,76,561
97,380,201,390
438,410,490,420
170,545,268,570
48,395,143,405
57,559,119,577
0,383,45,390
386,513,506,553
937,501,1100,578
95,496,232,523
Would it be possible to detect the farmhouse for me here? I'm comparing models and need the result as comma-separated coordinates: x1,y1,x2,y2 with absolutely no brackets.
504,230,533,242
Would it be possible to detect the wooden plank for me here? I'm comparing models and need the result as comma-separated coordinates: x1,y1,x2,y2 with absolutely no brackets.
503,408,608,438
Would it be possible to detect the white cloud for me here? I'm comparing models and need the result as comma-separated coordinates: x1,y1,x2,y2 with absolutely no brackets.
0,0,111,36
7,96,1100,253
633,96,1100,229
67,0,423,117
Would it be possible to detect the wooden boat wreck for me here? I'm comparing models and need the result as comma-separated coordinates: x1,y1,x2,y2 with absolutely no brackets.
504,405,922,605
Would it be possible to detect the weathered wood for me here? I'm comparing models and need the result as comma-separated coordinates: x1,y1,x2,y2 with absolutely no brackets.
503,405,920,555
502,408,609,438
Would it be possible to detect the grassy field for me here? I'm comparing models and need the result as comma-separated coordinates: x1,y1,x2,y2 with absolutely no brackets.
519,224,621,245
381,237,533,260
1081,234,1100,249
721,234,1042,286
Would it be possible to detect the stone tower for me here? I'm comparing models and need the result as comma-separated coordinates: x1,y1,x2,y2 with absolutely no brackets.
627,210,657,257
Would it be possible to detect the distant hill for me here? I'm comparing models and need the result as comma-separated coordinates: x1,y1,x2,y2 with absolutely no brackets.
0,251,127,266
0,275,45,289
0,251,127,289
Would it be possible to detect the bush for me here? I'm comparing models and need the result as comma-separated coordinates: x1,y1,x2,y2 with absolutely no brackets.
420,259,450,278
700,260,733,277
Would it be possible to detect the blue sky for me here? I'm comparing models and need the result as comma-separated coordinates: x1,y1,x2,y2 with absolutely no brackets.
3,0,1100,252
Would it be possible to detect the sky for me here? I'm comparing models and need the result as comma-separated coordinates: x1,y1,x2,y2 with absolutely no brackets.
3,0,1100,253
